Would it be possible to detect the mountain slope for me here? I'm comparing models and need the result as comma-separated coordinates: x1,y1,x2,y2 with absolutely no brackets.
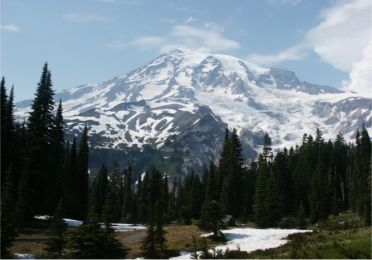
15,49,372,174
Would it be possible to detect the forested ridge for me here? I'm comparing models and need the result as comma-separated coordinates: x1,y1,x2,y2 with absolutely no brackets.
1,65,371,258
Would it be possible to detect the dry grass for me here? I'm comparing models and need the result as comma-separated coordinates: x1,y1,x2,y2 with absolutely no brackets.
116,225,209,258
9,225,212,259
10,229,49,258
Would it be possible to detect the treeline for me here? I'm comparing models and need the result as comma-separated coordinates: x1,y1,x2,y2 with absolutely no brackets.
88,126,371,238
1,64,371,258
1,64,92,258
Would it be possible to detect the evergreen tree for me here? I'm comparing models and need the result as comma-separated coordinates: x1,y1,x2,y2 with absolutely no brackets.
244,162,257,219
14,169,33,229
26,63,56,214
77,125,89,220
331,133,348,212
68,220,126,259
227,129,245,217
45,201,67,258
46,100,65,213
122,166,134,221
142,221,156,258
309,129,330,222
109,161,123,221
142,200,167,258
1,77,8,185
200,163,224,240
154,202,167,253
1,166,17,258
254,133,272,227
1,80,15,187
65,138,78,218
91,164,108,220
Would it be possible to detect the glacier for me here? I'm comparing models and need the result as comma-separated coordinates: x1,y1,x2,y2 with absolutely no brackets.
15,48,372,174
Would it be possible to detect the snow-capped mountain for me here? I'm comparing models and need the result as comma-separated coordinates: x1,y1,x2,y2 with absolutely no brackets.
15,49,371,173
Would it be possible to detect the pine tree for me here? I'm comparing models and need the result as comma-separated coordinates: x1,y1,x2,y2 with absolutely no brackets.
142,221,156,258
45,200,67,258
91,164,108,220
356,127,371,224
46,100,65,213
1,77,8,186
102,193,115,230
14,169,33,229
297,201,306,228
68,219,126,259
154,202,167,254
254,133,272,227
227,129,245,217
26,63,56,214
122,166,134,222
200,163,225,241
1,166,18,258
77,125,89,220
244,162,257,219
1,80,15,187
142,200,167,258
109,161,123,221
64,138,78,218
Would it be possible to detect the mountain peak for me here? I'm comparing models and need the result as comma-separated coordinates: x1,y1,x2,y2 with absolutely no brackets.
15,50,369,174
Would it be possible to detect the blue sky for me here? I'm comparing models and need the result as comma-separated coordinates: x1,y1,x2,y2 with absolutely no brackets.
1,0,371,101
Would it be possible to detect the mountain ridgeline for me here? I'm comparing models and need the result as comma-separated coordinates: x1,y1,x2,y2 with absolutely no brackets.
1,64,371,258
15,49,371,175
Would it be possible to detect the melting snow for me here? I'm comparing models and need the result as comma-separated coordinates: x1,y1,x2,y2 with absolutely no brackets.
34,215,145,232
171,227,311,259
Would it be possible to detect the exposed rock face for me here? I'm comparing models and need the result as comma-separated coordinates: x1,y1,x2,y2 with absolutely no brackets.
15,49,372,175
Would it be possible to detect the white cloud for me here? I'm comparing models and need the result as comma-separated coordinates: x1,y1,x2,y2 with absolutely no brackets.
1,24,20,32
306,0,371,72
247,43,308,64
185,16,197,23
111,24,239,52
170,25,240,51
62,12,109,23
109,36,166,49
345,39,372,95
247,0,372,94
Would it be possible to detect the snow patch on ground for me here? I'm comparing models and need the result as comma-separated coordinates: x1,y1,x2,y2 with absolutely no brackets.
34,215,145,232
171,227,311,259
14,253,35,259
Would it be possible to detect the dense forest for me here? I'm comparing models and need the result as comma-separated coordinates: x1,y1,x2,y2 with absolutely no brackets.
1,64,371,258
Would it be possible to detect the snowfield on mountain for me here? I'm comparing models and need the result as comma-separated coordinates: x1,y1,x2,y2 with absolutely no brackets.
15,48,372,172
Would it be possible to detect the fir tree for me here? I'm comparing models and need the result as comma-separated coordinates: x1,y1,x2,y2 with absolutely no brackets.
200,163,225,241
109,161,123,221
122,166,134,222
45,201,67,258
14,169,33,229
68,220,126,259
46,100,65,213
91,164,108,220
77,124,89,220
1,80,15,187
142,221,156,258
65,138,78,218
254,133,272,227
26,63,56,214
1,166,18,258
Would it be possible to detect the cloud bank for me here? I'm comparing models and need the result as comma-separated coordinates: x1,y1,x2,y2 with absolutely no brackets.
1,24,20,32
111,24,240,52
248,0,372,95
